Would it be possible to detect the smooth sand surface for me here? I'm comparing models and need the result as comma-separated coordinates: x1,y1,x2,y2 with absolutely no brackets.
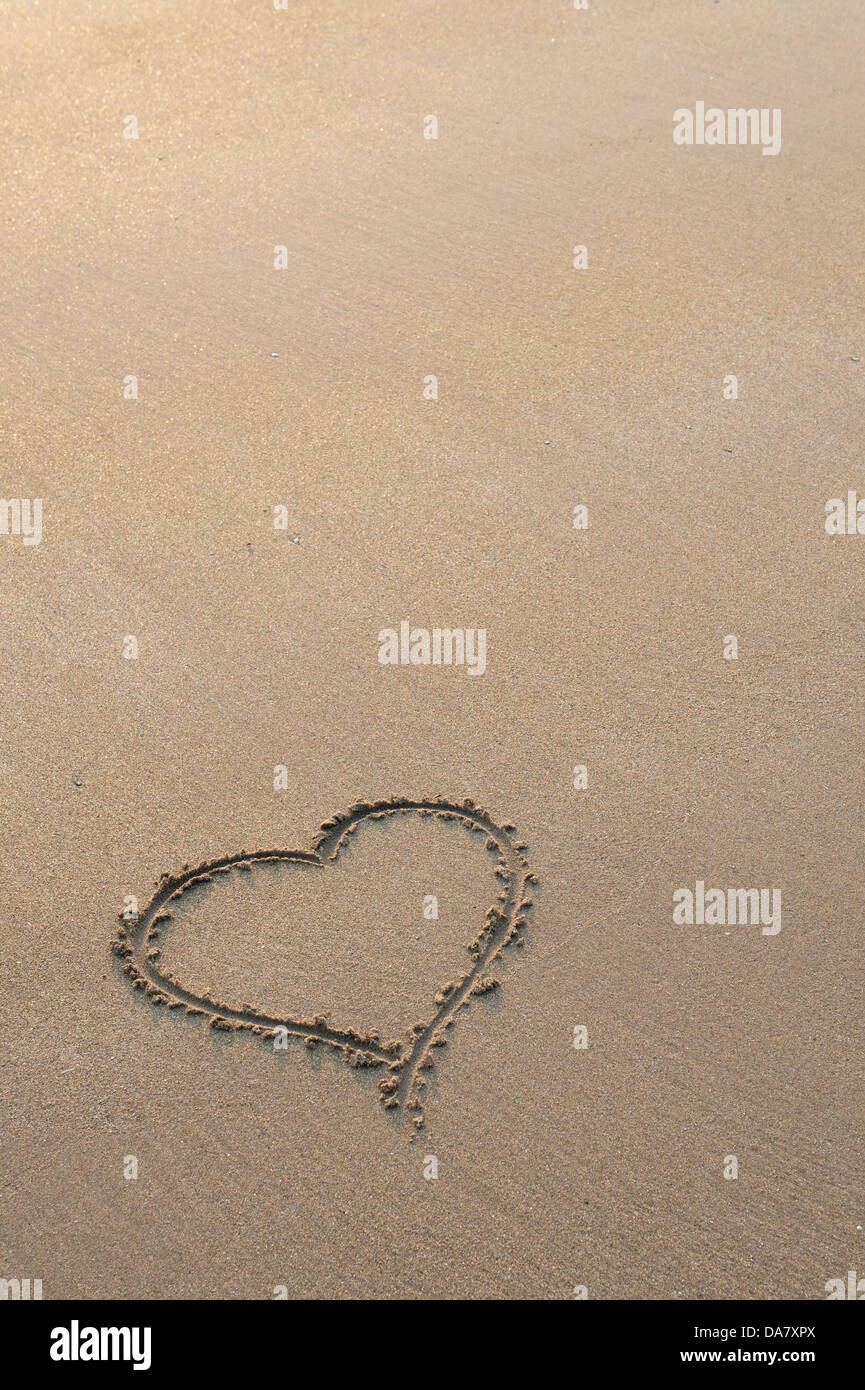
1,0,863,1298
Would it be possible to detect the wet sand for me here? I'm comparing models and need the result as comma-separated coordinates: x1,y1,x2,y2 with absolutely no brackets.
1,0,863,1298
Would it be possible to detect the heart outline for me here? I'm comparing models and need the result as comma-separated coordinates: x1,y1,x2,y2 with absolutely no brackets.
113,796,536,1130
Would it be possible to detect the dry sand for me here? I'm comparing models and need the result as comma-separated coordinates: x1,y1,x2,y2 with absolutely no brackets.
1,0,863,1298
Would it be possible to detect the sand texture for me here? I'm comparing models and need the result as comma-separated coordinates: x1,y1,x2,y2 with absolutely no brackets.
1,0,863,1299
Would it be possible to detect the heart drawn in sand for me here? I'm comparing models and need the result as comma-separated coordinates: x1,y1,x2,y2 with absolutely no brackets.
113,797,536,1132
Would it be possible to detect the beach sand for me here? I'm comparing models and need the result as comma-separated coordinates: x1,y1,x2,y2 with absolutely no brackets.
1,0,863,1298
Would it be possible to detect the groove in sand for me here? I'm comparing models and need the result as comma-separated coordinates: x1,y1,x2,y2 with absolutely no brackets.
113,796,537,1132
